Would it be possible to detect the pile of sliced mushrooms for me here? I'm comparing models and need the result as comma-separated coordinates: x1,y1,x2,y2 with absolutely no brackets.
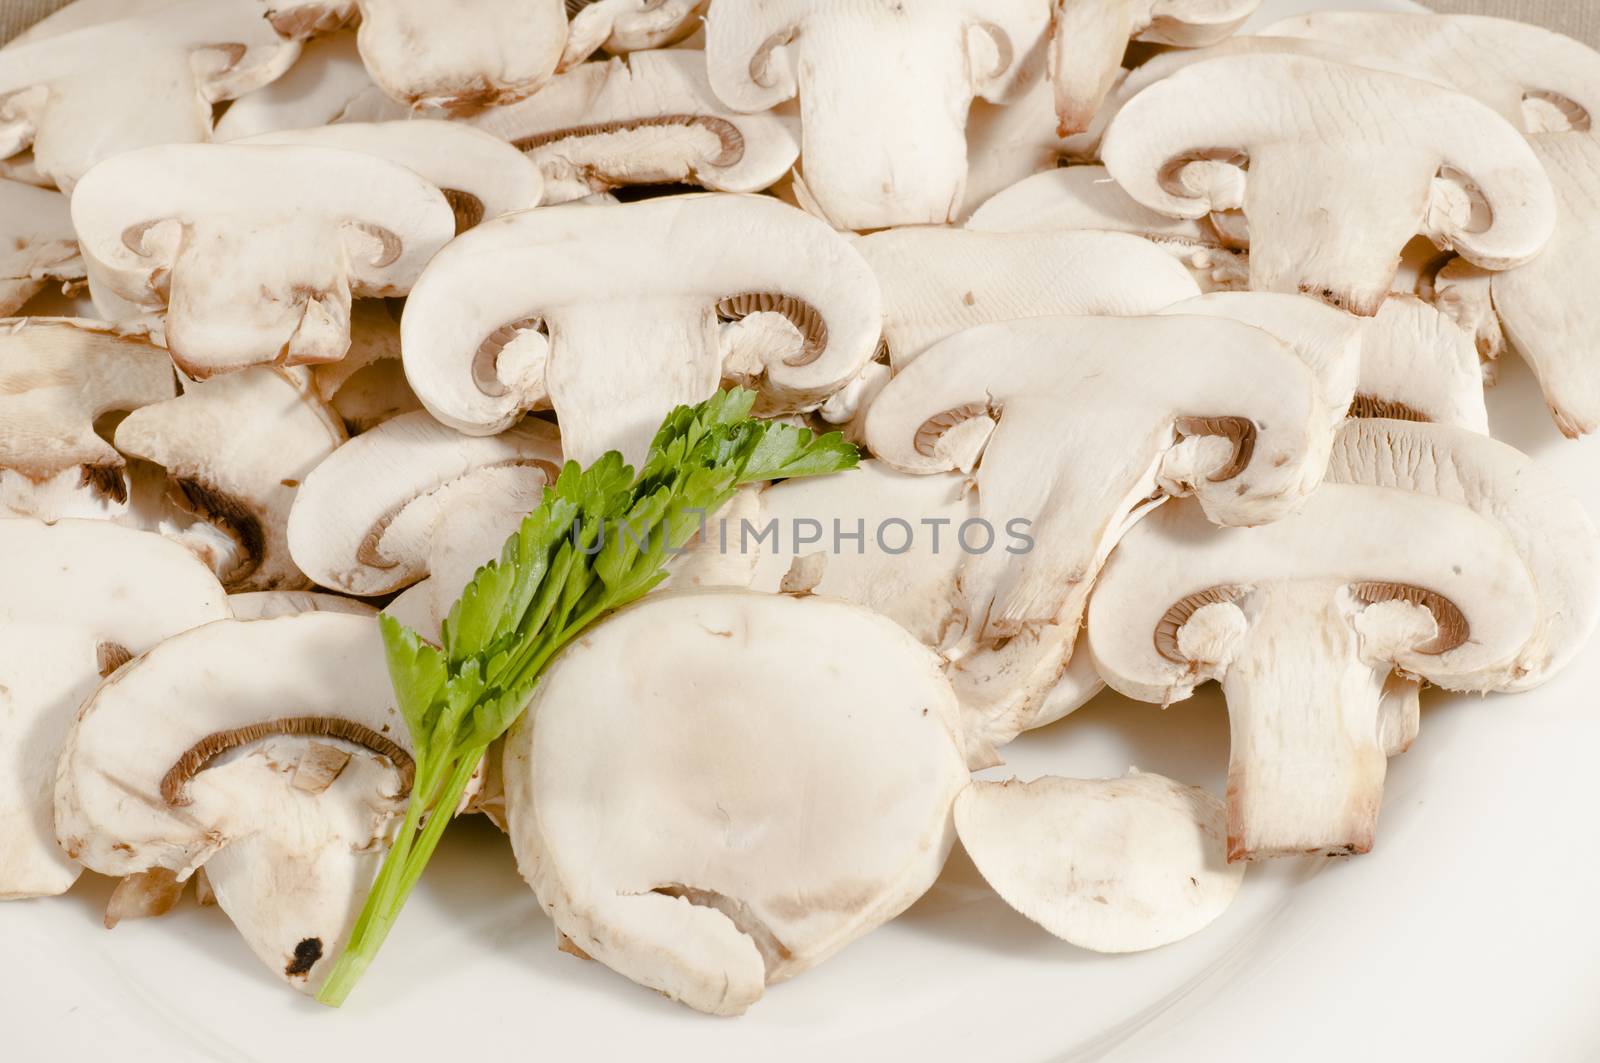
4,0,1600,1018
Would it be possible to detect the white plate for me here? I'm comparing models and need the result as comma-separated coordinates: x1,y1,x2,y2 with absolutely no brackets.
11,1,1599,1060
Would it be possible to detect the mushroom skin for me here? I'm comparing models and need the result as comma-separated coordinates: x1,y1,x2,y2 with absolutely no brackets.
503,590,968,1015
1101,53,1557,316
1088,486,1540,859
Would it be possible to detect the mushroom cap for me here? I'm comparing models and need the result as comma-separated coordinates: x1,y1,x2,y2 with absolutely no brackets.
0,179,82,313
227,591,377,620
503,589,968,1016
466,49,799,205
1353,295,1487,433
1087,485,1541,705
1101,53,1557,314
286,409,561,596
214,32,410,141
856,227,1202,369
1328,419,1600,692
955,771,1244,952
400,194,880,461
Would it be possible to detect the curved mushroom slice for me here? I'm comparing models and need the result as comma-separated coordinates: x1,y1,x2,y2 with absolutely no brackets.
1088,485,1540,859
704,1,1049,230
1353,295,1487,433
1101,53,1557,316
0,519,227,898
71,143,454,378
1047,0,1260,136
562,0,709,68
287,410,561,597
966,167,1248,292
502,590,968,1015
214,32,410,141
239,121,544,233
465,50,798,206
1260,13,1600,135
1328,419,1600,693
0,179,82,313
0,0,300,192
228,591,377,619
865,314,1329,652
401,195,880,464
959,52,1068,223
350,0,567,111
955,772,1244,951
114,367,346,591
857,227,1200,370
0,319,175,521
55,613,411,991
307,299,419,433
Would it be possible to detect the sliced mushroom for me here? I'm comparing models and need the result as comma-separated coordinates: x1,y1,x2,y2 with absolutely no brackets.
465,50,798,205
114,367,346,591
856,227,1200,370
958,44,1067,222
1047,0,1261,135
1101,53,1557,315
400,195,880,464
1353,295,1487,433
307,299,419,434
955,772,1244,951
228,591,377,619
502,590,968,1015
0,0,301,192
55,613,411,991
0,519,227,898
1260,12,1600,135
214,31,410,141
0,318,175,521
865,314,1330,657
966,166,1249,292
1088,485,1541,859
71,143,455,378
287,410,561,597
0,179,83,313
561,0,709,68
704,1,1050,230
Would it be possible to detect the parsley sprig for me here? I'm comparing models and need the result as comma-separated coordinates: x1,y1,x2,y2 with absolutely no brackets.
316,389,858,1006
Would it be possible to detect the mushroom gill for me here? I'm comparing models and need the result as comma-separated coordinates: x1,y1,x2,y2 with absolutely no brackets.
169,476,265,586
441,189,486,234
1522,90,1591,132
514,115,746,169
1347,394,1430,422
913,402,994,459
716,292,828,366
473,316,546,397
1173,415,1256,481
1350,582,1468,655
161,717,416,806
1155,586,1241,663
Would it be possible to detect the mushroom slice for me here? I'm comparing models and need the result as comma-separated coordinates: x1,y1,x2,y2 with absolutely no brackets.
0,519,227,898
1328,419,1600,692
401,195,880,465
71,143,454,378
228,591,377,620
1047,0,1261,136
114,367,346,591
856,227,1200,370
561,0,708,67
214,32,410,141
955,772,1244,951
1260,13,1600,135
238,121,544,233
287,410,561,597
1101,53,1557,316
55,613,411,991
465,50,798,206
1352,295,1487,433
1088,485,1539,859
865,314,1329,652
307,299,419,434
960,58,1070,224
967,167,1248,292
502,590,968,1015
0,179,82,313
0,318,175,521
0,0,301,192
704,1,1049,230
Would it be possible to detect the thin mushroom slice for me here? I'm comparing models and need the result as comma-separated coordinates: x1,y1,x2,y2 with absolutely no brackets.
114,367,346,592
400,195,880,465
502,590,968,1016
465,50,798,206
1101,53,1557,316
0,318,175,521
0,520,227,899
56,613,411,992
958,47,1067,223
967,166,1249,292
864,314,1330,655
856,227,1201,370
0,179,82,313
561,0,708,68
704,1,1050,230
1047,0,1261,136
228,591,377,620
71,143,454,378
955,772,1244,951
1259,12,1600,135
214,32,410,141
1088,485,1540,859
286,410,561,597
307,299,419,434
1352,295,1487,433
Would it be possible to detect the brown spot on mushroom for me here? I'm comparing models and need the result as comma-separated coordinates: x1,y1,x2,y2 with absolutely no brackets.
285,936,324,978
161,717,415,806
1350,582,1468,655
1348,394,1430,422
280,478,300,488
1173,416,1256,482
79,463,128,506
168,476,265,586
1154,586,1240,663
473,316,546,398
441,189,485,235
96,641,133,678
914,402,993,458
715,293,829,366
515,116,746,170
